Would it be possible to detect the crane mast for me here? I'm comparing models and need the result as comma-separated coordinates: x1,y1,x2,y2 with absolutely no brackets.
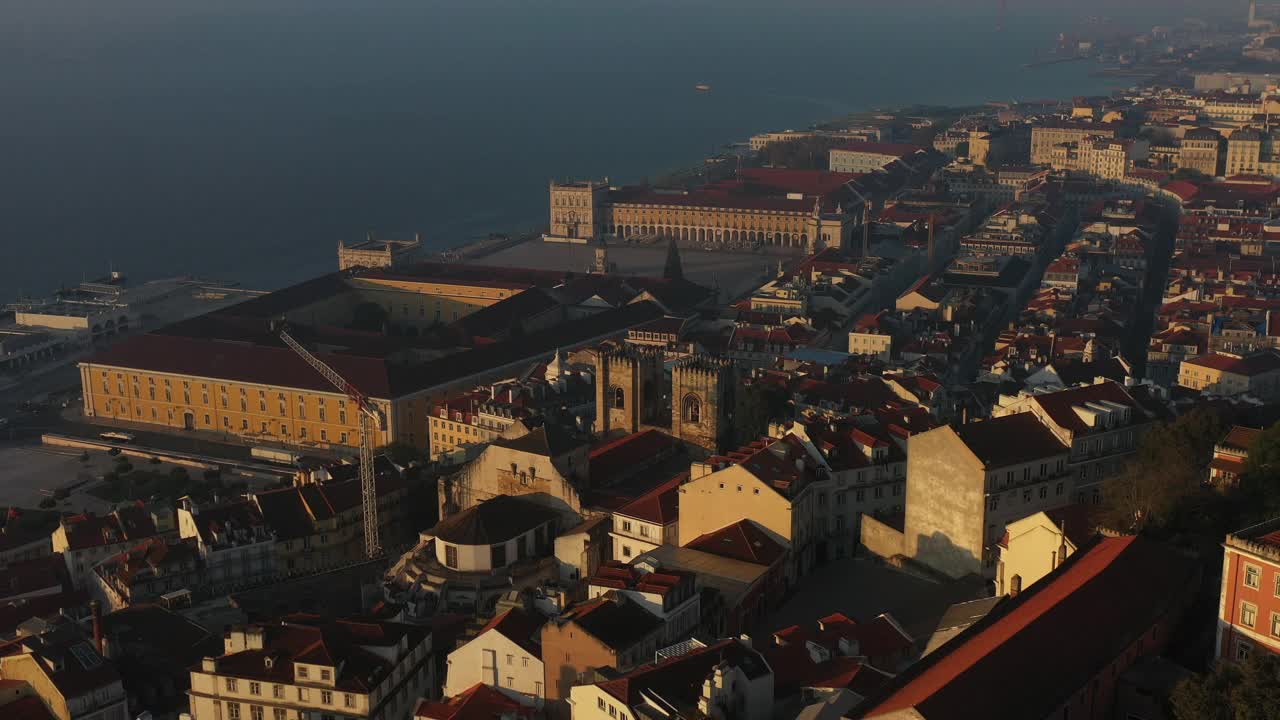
279,328,382,558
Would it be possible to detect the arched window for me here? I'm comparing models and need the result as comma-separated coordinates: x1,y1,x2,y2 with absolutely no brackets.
683,395,701,424
612,386,625,409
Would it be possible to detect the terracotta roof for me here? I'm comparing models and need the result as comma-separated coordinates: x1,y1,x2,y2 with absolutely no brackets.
430,496,558,547
613,473,685,525
1222,425,1262,451
0,556,66,602
685,519,788,567
589,562,695,598
414,683,535,720
492,424,583,458
210,614,429,694
474,607,542,659
1042,505,1097,549
559,597,664,652
952,414,1067,469
4,697,57,720
0,591,88,637
186,501,269,546
858,535,1199,720
3,624,121,700
1024,381,1138,435
95,537,197,588
60,507,159,552
596,638,769,707
85,333,395,398
1183,351,1280,376
589,430,677,484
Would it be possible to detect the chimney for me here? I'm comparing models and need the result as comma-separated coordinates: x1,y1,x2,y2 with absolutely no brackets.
90,600,103,655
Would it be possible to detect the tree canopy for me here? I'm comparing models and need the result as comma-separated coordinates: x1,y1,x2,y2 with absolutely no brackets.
1171,653,1280,720
1097,407,1223,534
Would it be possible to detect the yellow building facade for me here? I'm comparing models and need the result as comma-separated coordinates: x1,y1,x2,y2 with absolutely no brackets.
80,364,386,449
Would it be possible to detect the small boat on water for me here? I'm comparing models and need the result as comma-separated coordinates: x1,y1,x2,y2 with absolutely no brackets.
695,83,712,92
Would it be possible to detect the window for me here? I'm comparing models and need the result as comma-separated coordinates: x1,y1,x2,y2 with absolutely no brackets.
1237,638,1254,662
249,682,261,696
1246,564,1262,589
298,688,309,702
507,654,514,666
273,710,286,720
298,666,309,679
1242,601,1258,629
320,669,331,681
1055,482,1064,496
612,387,625,409
227,704,242,720
623,545,632,558
345,694,355,708
622,520,632,533
989,497,998,511
683,395,701,424
226,678,239,692
251,707,264,720
321,691,333,705
272,685,284,699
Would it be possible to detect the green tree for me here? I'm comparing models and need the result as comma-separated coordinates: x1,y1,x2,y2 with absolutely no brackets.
1172,654,1280,720
1241,422,1280,522
379,442,424,467
1099,408,1223,533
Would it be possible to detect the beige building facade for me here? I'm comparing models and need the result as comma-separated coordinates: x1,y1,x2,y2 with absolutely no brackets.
904,415,1072,580
1030,123,1116,165
995,510,1088,596
188,620,433,720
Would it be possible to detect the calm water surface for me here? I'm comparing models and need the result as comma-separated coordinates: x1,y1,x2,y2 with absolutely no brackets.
0,0,1171,298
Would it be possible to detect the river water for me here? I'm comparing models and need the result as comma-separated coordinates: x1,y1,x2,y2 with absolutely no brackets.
0,0,1190,299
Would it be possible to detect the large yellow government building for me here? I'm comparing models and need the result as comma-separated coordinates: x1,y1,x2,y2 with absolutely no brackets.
548,168,868,252
79,262,713,453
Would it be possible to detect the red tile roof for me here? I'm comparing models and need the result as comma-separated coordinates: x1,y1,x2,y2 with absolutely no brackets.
952,414,1067,469
414,683,535,720
1022,381,1138,436
210,614,429,693
613,473,685,525
60,507,159,552
597,638,767,707
0,556,66,602
589,430,677,485
685,519,788,567
1222,425,1262,451
85,333,395,398
4,696,57,720
1183,351,1280,376
474,608,542,659
858,535,1199,720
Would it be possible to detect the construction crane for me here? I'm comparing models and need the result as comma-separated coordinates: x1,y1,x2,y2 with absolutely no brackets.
279,327,383,559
